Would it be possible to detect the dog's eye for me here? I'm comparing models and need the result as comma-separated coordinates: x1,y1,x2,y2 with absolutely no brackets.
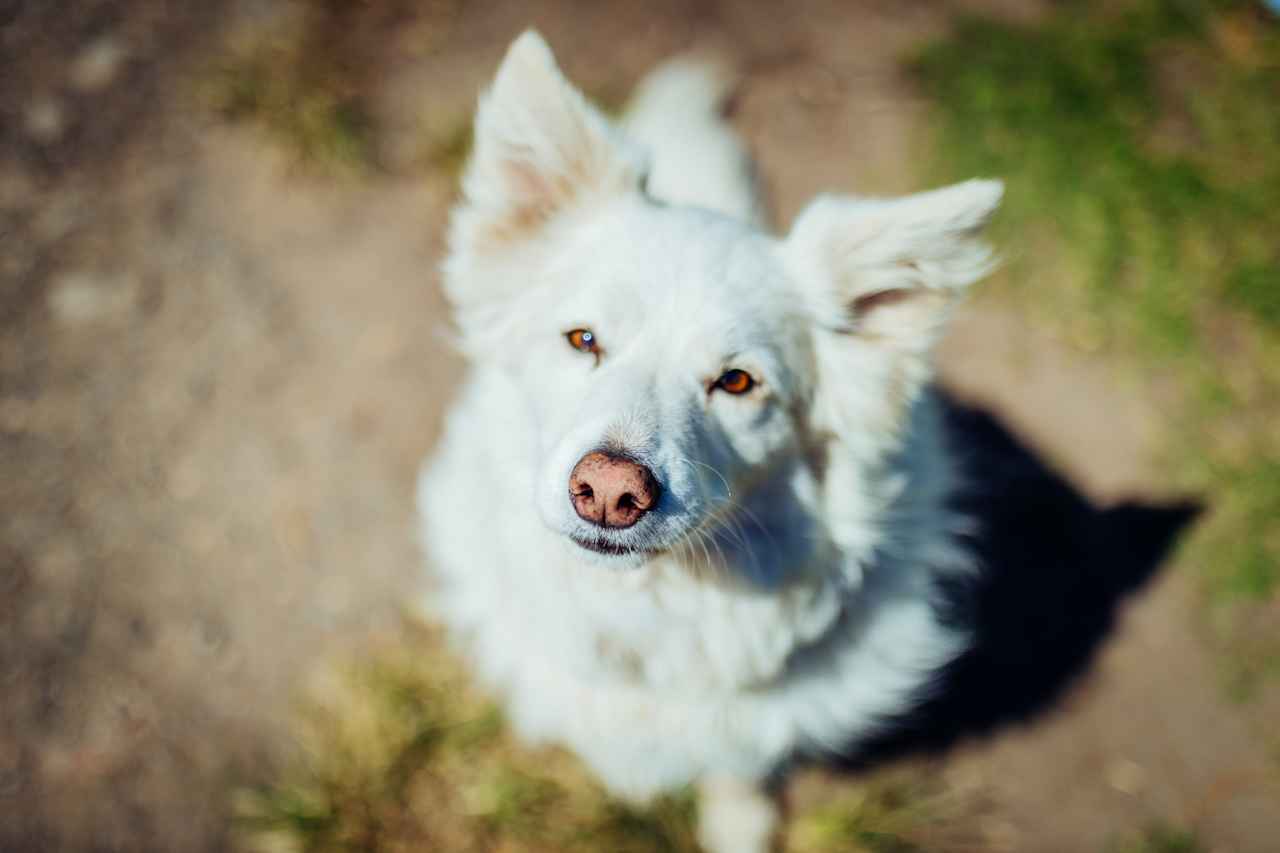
714,369,755,395
566,329,598,354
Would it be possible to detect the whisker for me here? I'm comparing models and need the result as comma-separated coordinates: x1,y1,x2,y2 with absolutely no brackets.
676,456,734,501
717,508,765,581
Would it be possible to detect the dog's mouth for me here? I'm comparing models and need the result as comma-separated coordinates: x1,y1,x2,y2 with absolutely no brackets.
569,534,660,559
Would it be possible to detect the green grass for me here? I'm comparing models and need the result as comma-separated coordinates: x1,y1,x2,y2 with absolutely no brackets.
785,773,946,853
913,0,1280,691
1109,823,1206,853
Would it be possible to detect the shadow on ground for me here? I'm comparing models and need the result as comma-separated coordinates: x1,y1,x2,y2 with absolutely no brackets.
844,396,1200,766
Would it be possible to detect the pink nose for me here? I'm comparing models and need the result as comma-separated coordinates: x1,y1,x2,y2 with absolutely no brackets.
568,451,660,529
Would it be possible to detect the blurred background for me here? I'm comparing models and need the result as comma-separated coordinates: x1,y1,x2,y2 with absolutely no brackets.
2,0,1278,850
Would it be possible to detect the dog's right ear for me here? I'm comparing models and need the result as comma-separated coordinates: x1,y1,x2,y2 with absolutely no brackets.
782,180,1002,352
449,31,643,263
782,180,1002,436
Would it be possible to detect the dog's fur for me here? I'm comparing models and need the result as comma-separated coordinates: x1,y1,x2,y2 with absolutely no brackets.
418,32,1004,851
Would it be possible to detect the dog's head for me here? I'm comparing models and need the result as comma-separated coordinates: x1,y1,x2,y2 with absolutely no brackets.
442,33,1000,580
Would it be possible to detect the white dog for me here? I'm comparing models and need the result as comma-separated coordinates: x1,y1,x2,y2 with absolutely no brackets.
418,31,1001,852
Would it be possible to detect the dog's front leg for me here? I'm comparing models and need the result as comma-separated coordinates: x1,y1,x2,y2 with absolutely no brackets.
696,774,778,853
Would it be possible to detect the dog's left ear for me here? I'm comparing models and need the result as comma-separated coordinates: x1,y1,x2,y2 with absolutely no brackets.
783,180,1003,352
451,31,643,259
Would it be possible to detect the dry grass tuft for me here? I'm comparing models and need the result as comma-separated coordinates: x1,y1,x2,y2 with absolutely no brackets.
233,622,701,853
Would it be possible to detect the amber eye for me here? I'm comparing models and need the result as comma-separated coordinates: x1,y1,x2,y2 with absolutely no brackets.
714,369,755,395
566,329,598,354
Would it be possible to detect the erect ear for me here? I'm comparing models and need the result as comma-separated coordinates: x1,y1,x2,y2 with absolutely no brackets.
782,179,1003,351
451,30,643,255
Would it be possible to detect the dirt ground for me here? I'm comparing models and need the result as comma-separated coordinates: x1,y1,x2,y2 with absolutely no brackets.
2,1,1277,851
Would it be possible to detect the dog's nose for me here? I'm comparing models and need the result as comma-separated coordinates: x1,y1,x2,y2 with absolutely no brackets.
568,451,660,529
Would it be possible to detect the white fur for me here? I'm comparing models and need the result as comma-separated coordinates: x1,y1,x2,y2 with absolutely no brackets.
698,775,779,853
418,31,1001,852
621,56,763,224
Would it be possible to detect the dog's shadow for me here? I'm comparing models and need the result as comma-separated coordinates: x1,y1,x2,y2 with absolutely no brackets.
844,393,1200,767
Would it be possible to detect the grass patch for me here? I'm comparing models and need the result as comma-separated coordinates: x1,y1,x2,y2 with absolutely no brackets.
200,0,630,180
235,624,959,853
1109,823,1206,853
913,0,1280,690
202,15,375,174
233,624,704,853
201,0,460,173
785,771,952,853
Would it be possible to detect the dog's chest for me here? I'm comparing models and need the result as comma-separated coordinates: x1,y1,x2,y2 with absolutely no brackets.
535,563,845,691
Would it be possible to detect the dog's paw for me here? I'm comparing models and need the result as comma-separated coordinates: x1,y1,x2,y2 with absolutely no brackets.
697,775,779,853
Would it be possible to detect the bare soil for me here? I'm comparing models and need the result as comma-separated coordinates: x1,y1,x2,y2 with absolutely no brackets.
2,1,1276,850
